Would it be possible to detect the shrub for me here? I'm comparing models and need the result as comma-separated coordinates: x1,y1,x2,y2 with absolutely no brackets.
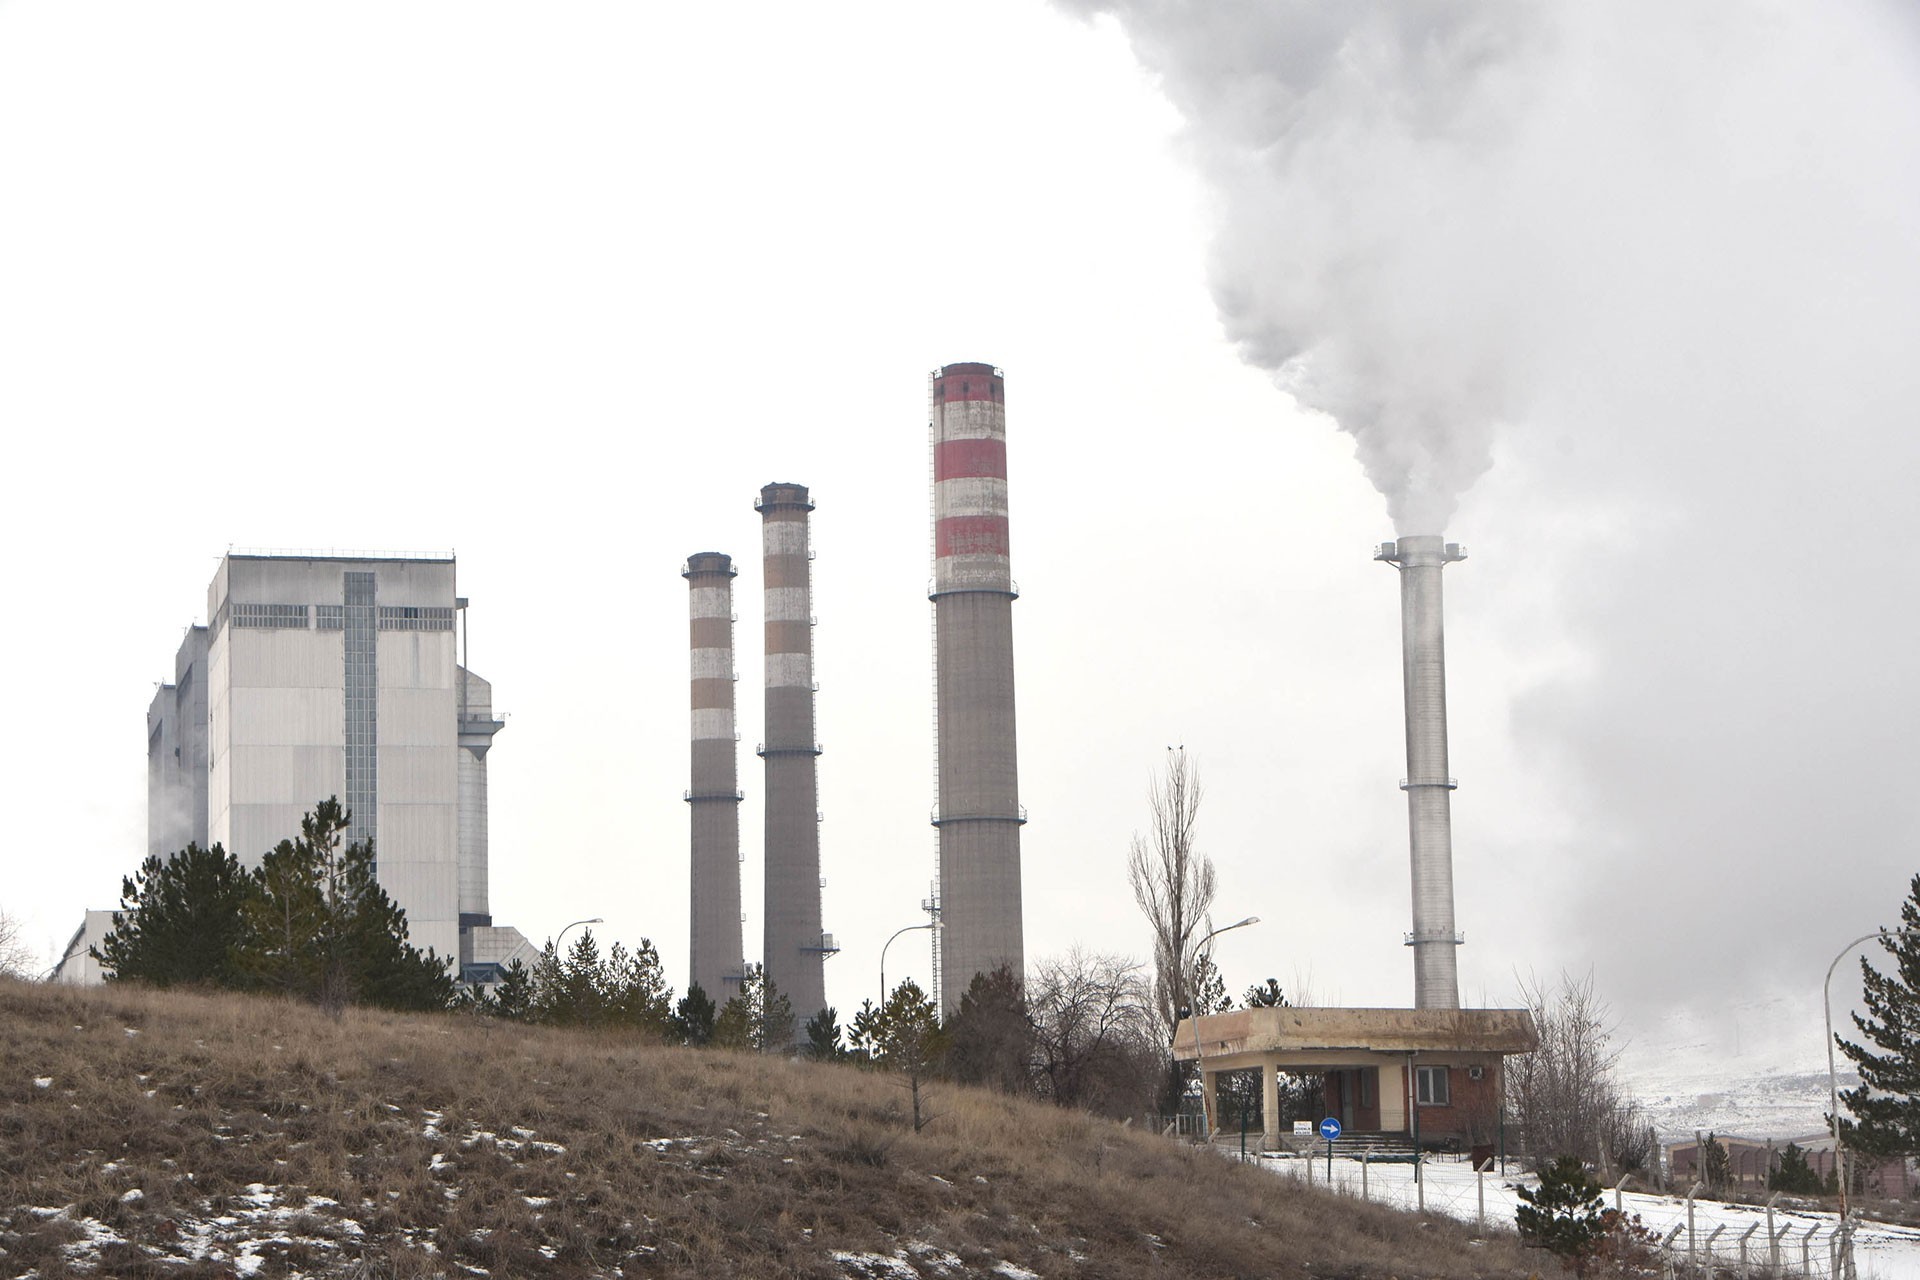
1516,1155,1606,1260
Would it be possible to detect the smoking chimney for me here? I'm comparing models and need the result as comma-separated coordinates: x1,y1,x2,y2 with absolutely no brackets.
758,484,829,1030
1375,535,1467,1010
684,552,745,1004
929,362,1024,1014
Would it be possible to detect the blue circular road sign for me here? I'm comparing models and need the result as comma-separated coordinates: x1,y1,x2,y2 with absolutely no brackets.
1318,1116,1342,1141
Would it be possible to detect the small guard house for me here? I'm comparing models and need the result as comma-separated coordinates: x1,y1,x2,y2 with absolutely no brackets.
1172,1005,1537,1154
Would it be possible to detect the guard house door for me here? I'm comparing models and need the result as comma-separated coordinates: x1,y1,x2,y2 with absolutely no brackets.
1329,1067,1375,1132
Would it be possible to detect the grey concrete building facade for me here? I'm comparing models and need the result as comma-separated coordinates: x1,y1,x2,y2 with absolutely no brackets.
684,551,746,1004
454,656,529,979
929,363,1024,1014
147,626,210,861
131,553,520,976
757,485,829,1028
54,552,527,990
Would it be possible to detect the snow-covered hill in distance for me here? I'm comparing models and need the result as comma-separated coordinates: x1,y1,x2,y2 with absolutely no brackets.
1615,996,1853,1142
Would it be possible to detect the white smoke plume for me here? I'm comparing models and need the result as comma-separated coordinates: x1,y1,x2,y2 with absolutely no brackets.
1055,0,1919,533
1061,0,1920,1033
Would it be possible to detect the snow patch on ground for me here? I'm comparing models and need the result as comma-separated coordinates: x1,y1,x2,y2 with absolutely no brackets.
834,1251,921,1279
1254,1151,1920,1279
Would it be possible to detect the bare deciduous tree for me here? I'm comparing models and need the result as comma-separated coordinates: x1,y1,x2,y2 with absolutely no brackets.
1027,948,1159,1119
1507,971,1652,1176
1127,748,1217,1113
0,908,37,979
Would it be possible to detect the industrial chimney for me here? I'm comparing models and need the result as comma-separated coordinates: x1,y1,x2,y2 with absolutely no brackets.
929,363,1024,1014
684,552,744,1005
758,483,829,1031
1375,535,1466,1010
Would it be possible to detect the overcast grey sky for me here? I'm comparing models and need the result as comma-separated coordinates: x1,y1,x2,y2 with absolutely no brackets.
3,0,1915,1085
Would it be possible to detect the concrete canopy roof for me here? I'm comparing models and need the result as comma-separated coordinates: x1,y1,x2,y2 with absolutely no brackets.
1172,1007,1539,1061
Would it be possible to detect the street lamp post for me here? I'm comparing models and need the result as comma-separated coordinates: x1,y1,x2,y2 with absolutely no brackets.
880,921,938,1007
556,917,604,952
1190,915,1260,1140
1824,926,1920,1262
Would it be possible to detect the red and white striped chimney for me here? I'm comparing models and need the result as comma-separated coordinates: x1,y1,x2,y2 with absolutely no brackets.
929,362,1024,1013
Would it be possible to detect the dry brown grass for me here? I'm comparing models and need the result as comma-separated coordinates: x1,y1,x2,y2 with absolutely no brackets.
0,978,1560,1278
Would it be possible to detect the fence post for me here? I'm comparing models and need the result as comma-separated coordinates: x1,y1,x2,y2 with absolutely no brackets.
1361,1153,1369,1202
1802,1222,1818,1274
1737,1221,1757,1279
1659,1224,1684,1280
1685,1181,1704,1272
1477,1165,1485,1230
1418,1163,1426,1214
1705,1223,1725,1272
1615,1172,1638,1214
1765,1191,1781,1270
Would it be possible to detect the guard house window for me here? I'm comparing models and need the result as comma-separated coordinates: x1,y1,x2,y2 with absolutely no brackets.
1416,1065,1450,1106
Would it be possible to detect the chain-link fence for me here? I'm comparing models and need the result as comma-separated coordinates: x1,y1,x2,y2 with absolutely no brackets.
1253,1152,1855,1277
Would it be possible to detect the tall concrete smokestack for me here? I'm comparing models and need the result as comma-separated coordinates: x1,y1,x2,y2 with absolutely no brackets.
929,362,1023,1014
758,483,829,1030
1375,534,1467,1010
684,552,745,1004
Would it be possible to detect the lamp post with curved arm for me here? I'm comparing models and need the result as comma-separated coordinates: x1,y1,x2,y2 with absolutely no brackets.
1190,916,1260,1139
556,917,604,953
1824,925,1920,1274
880,921,939,1007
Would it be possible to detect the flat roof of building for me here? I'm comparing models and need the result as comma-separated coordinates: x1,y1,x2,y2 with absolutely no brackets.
225,548,455,564
1173,1006,1539,1060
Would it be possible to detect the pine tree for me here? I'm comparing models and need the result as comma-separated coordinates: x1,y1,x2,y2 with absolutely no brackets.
675,983,717,1045
759,969,795,1051
1837,876,1920,1155
1244,977,1289,1008
605,939,675,1038
491,959,536,1021
1700,1132,1731,1194
232,799,453,1012
856,979,948,1131
713,963,794,1051
945,964,1033,1095
804,1007,844,1061
93,843,252,987
1516,1155,1607,1260
235,836,330,997
1770,1143,1825,1195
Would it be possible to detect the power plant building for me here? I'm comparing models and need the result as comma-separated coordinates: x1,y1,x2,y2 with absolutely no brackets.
757,485,830,1026
929,362,1025,1013
684,551,746,1003
114,552,530,981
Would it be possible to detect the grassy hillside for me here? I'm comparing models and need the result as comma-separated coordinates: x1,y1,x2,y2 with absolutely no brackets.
0,980,1546,1278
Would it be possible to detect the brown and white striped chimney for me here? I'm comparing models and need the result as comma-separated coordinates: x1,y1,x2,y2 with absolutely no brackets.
684,552,744,1004
758,483,828,1031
